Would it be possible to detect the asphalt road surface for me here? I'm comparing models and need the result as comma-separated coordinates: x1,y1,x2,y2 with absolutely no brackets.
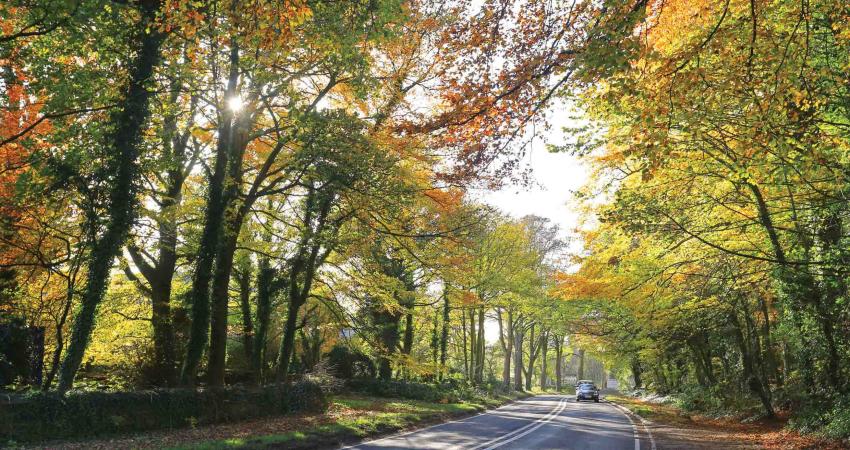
343,395,653,450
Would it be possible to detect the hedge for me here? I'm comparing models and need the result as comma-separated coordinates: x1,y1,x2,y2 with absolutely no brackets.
346,378,458,403
0,381,326,444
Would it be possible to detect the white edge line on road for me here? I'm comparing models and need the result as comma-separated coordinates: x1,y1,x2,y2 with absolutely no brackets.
634,409,656,450
608,401,640,450
477,397,568,450
607,400,657,450
339,396,538,450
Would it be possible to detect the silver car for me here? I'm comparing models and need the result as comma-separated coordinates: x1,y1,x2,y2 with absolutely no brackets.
575,382,600,402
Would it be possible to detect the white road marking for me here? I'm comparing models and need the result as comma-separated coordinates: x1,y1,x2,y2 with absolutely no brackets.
608,400,657,450
633,409,657,450
340,397,538,450
468,397,568,450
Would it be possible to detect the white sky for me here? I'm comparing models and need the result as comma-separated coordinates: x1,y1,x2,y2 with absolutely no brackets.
472,106,589,253
472,105,591,343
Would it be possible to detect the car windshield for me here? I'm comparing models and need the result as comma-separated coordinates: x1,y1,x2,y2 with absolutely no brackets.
580,384,595,390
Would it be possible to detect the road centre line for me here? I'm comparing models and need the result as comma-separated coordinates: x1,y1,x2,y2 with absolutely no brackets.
340,397,539,450
467,397,568,450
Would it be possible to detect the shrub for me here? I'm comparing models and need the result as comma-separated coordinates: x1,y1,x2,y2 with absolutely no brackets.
0,318,34,388
789,394,850,439
346,378,460,403
673,385,726,413
324,345,376,379
345,378,517,405
0,381,326,444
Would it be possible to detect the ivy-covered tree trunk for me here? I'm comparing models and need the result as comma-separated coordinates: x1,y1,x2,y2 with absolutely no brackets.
180,44,239,386
207,136,251,387
207,222,240,387
253,258,282,384
729,309,775,418
631,357,642,389
236,260,254,372
375,307,401,380
57,0,166,393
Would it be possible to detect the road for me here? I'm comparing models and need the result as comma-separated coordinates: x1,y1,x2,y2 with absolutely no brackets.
342,394,653,450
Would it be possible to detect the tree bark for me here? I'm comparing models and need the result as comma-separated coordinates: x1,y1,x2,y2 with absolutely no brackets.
577,348,585,380
475,307,485,384
439,285,449,380
236,262,253,372
207,221,240,387
730,308,775,418
513,326,523,390
180,42,240,386
57,0,165,392
275,190,333,382
539,332,548,390
554,335,563,391
253,258,281,384
497,308,513,387
631,357,642,389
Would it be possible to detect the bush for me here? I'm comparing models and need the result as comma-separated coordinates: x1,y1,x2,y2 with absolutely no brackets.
345,378,516,405
789,394,850,439
324,345,376,379
0,318,34,388
347,378,461,403
673,385,726,413
0,381,327,444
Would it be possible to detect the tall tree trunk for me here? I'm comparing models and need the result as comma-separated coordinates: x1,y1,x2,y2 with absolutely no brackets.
631,357,642,389
207,116,251,386
730,309,775,418
524,324,539,391
252,258,280,384
513,327,523,390
43,279,75,389
276,190,333,382
402,303,414,360
276,296,301,382
475,307,485,384
181,43,240,386
554,335,563,391
430,309,439,365
577,348,585,380
237,262,254,371
461,310,469,378
57,1,165,392
498,308,513,387
539,332,548,390
468,308,476,382
439,285,449,381
207,223,240,386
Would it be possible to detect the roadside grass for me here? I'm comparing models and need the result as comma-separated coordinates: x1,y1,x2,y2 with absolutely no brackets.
606,394,849,449
604,394,693,425
166,394,509,450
